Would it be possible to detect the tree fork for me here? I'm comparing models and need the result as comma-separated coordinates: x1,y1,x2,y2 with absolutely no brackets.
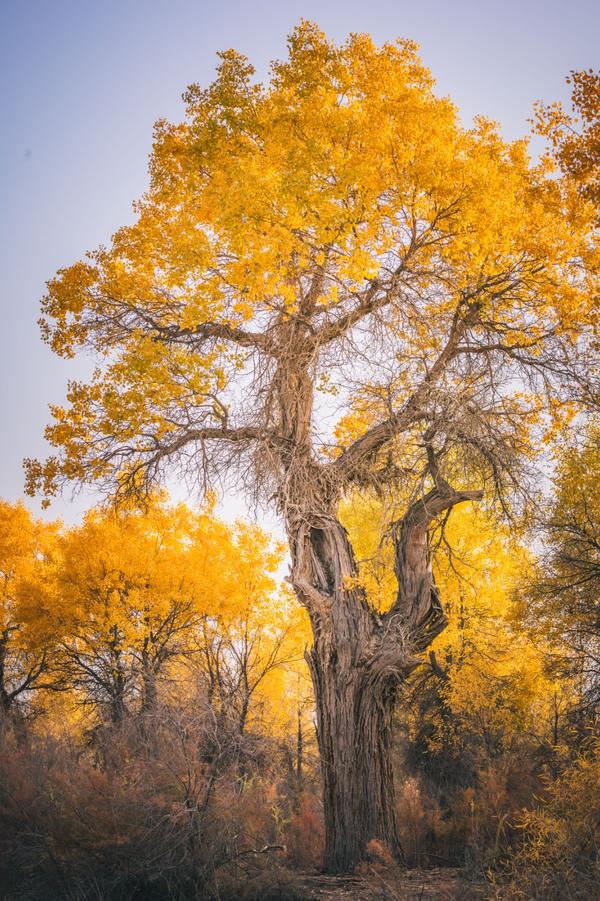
288,469,482,872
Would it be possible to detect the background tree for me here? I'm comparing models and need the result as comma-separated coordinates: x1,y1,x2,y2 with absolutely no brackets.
424,511,562,766
53,500,199,726
26,23,599,870
192,591,301,741
0,501,59,740
52,498,288,732
521,425,600,719
343,493,569,862
534,68,600,217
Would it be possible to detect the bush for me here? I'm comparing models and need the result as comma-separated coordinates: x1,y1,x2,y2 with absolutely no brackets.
284,793,324,870
494,745,600,899
0,708,300,900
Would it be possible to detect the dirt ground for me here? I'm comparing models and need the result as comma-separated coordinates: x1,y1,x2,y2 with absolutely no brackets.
292,868,488,900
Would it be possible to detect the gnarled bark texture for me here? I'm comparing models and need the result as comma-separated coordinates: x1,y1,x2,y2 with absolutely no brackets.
286,483,481,873
263,318,484,873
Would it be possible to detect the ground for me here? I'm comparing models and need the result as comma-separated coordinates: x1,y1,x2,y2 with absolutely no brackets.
288,869,488,900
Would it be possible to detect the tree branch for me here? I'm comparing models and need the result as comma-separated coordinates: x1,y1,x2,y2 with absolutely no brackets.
383,474,483,632
315,279,389,344
152,319,275,353
332,300,481,482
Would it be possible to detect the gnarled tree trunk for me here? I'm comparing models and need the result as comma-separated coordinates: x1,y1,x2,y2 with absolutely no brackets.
269,319,482,872
308,614,401,871
287,481,481,873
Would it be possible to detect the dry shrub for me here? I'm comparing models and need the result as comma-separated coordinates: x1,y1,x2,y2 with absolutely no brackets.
460,766,526,869
0,706,301,900
493,745,600,900
285,793,324,870
363,838,396,869
217,866,307,901
396,776,448,867
352,839,402,890
394,755,544,873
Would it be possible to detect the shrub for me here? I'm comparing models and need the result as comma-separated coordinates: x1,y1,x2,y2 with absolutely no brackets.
0,707,300,900
285,793,324,870
494,745,600,899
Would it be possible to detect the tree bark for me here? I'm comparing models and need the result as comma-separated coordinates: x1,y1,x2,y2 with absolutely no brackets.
287,482,481,872
308,627,401,871
296,705,304,792
0,635,29,747
108,626,128,726
140,651,158,715
288,514,401,871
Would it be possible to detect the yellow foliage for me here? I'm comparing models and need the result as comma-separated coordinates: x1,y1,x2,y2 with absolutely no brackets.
0,495,305,734
26,21,598,502
341,492,566,751
0,501,61,710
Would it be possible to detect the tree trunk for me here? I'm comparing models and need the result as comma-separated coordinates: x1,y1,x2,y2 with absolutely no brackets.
289,513,405,872
287,477,480,872
108,628,127,726
308,634,401,871
140,652,158,715
0,637,12,735
0,638,28,748
296,705,304,793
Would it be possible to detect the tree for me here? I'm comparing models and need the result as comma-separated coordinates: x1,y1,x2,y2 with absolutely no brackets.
191,568,301,740
342,494,565,773
0,501,59,740
27,23,598,871
522,425,600,717
52,498,285,729
534,69,600,216
412,511,568,795
53,500,197,726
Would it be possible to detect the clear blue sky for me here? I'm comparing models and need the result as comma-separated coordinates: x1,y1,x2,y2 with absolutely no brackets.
1,0,598,523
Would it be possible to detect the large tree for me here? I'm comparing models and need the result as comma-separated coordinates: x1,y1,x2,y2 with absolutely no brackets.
27,24,598,871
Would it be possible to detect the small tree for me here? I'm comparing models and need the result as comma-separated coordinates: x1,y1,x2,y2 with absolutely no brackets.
27,24,598,871
53,501,201,726
52,499,285,728
523,425,600,717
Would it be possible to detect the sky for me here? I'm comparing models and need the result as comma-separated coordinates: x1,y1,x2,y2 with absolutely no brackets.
1,0,598,525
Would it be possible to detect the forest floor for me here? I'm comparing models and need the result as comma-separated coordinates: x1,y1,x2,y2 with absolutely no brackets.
290,868,489,900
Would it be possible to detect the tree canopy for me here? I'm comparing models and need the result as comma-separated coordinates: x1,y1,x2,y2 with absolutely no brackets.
535,68,600,216
26,22,598,514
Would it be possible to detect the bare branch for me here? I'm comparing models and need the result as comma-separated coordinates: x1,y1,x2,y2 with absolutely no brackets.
148,318,275,354
332,299,482,482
